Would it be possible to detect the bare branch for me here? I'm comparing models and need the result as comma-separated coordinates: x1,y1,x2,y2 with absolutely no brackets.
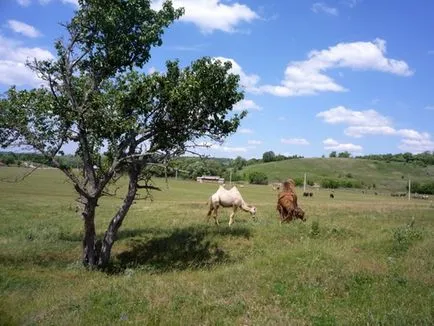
0,166,39,183
136,184,162,191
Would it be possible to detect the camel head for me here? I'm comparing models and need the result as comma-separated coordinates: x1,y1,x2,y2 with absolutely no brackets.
249,206,257,217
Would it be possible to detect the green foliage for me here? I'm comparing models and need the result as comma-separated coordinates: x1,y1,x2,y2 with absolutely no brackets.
391,224,423,255
338,151,351,158
357,151,434,166
247,171,268,185
329,151,337,158
310,220,320,237
262,151,276,163
409,181,434,194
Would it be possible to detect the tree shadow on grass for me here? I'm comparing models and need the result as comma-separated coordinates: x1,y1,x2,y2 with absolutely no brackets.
110,226,250,274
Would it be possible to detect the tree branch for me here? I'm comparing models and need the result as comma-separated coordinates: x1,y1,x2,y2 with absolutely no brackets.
0,166,39,183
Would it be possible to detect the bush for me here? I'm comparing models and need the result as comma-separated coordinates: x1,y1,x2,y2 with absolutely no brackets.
247,171,268,185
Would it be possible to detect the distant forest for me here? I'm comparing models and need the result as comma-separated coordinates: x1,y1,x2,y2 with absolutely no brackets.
1,150,434,193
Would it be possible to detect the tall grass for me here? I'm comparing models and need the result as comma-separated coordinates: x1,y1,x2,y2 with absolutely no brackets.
0,167,433,325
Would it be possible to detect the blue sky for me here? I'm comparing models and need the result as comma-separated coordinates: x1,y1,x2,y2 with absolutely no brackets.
1,0,433,158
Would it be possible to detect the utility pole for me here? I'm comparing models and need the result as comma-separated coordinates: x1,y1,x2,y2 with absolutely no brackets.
408,178,411,201
303,172,307,192
175,168,178,180
229,168,233,185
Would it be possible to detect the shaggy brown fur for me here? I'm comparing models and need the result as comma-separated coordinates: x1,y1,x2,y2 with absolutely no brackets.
276,179,306,223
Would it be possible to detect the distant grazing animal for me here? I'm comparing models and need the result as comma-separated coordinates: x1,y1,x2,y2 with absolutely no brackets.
277,179,306,223
330,193,334,199
309,192,313,197
207,185,256,226
303,192,309,197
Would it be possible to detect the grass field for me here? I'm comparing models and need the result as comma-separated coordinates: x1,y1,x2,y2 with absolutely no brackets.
243,158,434,192
1,167,433,325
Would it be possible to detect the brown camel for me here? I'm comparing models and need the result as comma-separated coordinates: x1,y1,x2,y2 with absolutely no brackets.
276,179,306,223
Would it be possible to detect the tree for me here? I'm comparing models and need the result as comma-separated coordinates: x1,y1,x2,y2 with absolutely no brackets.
0,0,246,269
338,151,351,158
329,151,337,158
247,171,268,185
232,156,247,171
262,151,276,162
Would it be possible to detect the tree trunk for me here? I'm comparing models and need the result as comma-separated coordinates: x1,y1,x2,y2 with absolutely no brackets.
82,197,98,267
98,168,139,268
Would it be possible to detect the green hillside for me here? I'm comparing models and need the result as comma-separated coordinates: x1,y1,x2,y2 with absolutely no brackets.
242,158,434,192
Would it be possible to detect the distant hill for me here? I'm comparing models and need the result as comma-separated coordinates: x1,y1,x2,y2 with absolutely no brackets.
242,158,434,192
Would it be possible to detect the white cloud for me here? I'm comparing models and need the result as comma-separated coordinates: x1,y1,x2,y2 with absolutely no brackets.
238,128,253,134
311,3,338,16
318,106,433,153
214,57,260,92
233,99,261,111
16,0,31,6
278,116,286,121
211,144,248,153
323,138,362,152
42,0,78,5
0,35,54,87
147,66,157,74
260,39,412,97
398,138,434,153
7,20,42,38
428,50,434,55
316,106,391,127
342,0,361,8
281,138,310,145
424,105,434,111
151,0,259,33
248,140,262,145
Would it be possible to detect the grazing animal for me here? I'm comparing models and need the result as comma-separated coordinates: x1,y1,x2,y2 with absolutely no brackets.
303,192,309,197
309,192,313,197
330,193,334,199
207,185,256,226
277,179,306,223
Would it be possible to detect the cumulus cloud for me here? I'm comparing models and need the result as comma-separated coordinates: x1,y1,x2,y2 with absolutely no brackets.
238,128,253,134
342,0,362,8
248,140,262,145
259,39,412,96
0,35,54,87
311,3,338,16
323,138,362,152
316,106,391,127
317,106,433,153
7,20,42,38
214,57,260,92
211,144,248,153
281,138,310,145
151,0,259,33
16,0,31,6
233,99,261,111
398,138,434,153
39,0,78,5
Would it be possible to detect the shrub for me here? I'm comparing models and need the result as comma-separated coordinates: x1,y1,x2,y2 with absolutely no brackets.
247,171,268,185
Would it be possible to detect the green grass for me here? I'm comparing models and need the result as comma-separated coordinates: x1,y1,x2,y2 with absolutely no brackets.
1,167,433,325
242,158,434,192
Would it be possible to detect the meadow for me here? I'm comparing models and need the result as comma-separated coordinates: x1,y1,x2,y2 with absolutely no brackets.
0,167,433,325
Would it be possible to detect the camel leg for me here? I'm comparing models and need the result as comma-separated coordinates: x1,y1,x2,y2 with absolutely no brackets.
229,206,238,226
213,206,220,226
207,206,213,223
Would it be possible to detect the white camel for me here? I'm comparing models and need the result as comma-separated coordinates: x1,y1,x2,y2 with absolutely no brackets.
207,185,256,226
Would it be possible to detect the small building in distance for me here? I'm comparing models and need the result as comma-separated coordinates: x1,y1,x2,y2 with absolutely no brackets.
197,175,225,184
